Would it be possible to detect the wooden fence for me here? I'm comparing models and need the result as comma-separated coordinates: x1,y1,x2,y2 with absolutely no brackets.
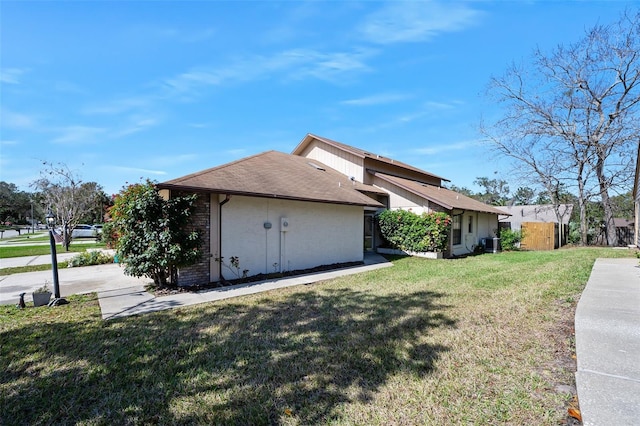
521,222,557,251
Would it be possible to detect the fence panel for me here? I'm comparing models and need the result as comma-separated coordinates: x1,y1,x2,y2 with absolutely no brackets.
521,222,555,251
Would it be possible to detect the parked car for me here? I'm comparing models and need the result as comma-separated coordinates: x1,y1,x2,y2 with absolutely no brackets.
93,224,103,234
71,224,98,238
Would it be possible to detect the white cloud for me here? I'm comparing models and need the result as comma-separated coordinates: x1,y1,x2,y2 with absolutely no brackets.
341,92,412,106
412,140,481,155
112,117,159,138
83,96,151,115
111,166,167,176
1,109,36,128
52,126,107,144
358,1,482,44
0,68,28,84
162,48,374,96
0,140,19,146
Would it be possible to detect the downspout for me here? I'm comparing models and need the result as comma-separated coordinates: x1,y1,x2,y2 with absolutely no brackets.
218,194,231,282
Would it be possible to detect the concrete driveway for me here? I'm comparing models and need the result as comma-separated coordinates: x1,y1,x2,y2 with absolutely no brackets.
0,263,149,305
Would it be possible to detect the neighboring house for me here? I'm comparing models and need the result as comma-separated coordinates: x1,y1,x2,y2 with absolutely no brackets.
292,134,506,257
635,141,640,247
159,134,507,286
497,204,573,249
613,218,635,247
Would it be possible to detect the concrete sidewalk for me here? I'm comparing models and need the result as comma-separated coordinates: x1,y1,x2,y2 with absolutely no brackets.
575,258,640,426
99,253,393,320
0,252,79,268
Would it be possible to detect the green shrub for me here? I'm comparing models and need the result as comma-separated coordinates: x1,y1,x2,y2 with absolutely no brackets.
68,250,114,267
377,210,451,252
499,228,522,251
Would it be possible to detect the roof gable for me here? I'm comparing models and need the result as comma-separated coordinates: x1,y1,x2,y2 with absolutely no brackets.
373,172,506,215
159,151,383,207
293,133,449,184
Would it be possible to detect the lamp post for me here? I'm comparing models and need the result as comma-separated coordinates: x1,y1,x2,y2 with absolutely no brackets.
45,211,68,306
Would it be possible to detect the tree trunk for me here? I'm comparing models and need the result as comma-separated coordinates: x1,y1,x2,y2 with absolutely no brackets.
576,163,589,246
595,156,617,246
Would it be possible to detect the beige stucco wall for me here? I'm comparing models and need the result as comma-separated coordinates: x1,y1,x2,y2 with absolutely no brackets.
216,195,364,279
451,212,498,256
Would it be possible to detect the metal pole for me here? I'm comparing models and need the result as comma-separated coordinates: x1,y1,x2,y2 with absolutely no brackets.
49,228,61,299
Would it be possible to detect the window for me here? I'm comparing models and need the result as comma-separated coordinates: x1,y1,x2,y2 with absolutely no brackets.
452,214,462,245
468,215,473,233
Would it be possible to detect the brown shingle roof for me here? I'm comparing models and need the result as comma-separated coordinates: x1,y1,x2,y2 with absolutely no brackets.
292,133,449,182
373,172,507,215
159,151,383,207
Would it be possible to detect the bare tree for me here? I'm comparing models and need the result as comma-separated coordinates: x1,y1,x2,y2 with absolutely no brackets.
31,162,97,251
483,10,640,246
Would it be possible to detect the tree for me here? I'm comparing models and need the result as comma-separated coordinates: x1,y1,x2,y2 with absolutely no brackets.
31,162,100,250
511,187,537,206
109,180,202,288
483,10,640,246
473,177,510,206
0,182,33,225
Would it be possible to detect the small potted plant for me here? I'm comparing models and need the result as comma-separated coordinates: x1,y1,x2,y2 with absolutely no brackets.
32,281,52,307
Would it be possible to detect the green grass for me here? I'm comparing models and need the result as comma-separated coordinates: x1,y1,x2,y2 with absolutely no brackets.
0,243,106,259
0,247,634,425
0,262,70,276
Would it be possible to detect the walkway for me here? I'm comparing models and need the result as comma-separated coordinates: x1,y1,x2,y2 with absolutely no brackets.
99,253,393,319
575,257,640,426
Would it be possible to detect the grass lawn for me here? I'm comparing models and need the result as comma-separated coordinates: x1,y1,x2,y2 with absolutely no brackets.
0,247,634,425
0,243,106,259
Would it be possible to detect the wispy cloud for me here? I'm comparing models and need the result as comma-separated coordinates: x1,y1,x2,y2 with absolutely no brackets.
358,1,482,45
1,108,36,128
52,126,107,144
111,166,167,176
342,92,412,106
412,140,481,155
0,140,19,146
83,96,151,115
148,154,198,168
113,117,159,138
162,48,374,96
0,68,28,84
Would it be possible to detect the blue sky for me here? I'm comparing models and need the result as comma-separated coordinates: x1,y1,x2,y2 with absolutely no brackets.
1,1,632,196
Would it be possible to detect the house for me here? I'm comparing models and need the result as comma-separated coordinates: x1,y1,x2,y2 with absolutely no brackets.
159,134,506,286
497,204,573,249
159,150,383,285
293,134,506,257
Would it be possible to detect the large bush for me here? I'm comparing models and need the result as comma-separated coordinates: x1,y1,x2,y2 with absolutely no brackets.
499,228,522,251
109,180,202,288
377,210,451,252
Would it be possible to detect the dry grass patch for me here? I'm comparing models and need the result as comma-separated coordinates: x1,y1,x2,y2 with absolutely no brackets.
0,247,633,425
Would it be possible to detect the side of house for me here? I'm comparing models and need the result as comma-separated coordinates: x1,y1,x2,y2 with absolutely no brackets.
159,151,382,285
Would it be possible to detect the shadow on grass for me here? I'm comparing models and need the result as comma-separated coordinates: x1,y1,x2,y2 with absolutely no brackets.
1,288,455,425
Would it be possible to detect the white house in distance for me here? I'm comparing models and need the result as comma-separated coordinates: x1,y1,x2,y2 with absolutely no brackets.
159,134,506,286
497,204,574,248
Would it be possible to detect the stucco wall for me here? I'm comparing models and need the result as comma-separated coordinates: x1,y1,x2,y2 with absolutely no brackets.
451,212,497,256
218,196,364,279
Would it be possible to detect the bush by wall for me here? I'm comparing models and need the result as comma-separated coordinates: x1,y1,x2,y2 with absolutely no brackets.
68,250,114,267
377,210,451,252
498,228,522,251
